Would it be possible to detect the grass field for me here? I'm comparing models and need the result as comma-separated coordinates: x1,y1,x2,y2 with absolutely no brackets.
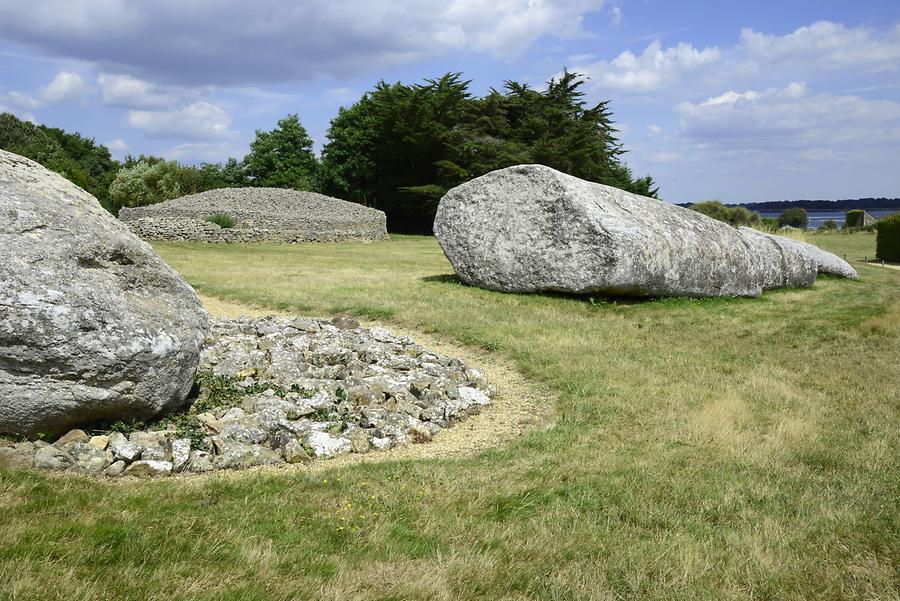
2,232,898,600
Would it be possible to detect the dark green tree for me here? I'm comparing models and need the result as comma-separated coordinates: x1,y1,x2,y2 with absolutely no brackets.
244,114,318,190
778,207,809,228
320,71,657,232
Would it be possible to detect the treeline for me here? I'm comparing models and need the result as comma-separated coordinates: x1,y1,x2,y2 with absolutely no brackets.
0,71,657,233
730,198,900,212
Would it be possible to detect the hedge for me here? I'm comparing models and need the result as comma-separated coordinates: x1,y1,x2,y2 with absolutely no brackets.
876,214,900,262
845,209,866,228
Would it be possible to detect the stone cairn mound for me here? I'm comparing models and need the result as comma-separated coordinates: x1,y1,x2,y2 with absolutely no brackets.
119,187,387,243
0,316,492,477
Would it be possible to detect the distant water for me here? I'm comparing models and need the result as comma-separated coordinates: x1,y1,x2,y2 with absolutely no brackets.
758,209,900,230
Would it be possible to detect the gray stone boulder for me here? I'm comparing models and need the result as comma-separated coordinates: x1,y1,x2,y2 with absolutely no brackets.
0,149,209,436
737,227,817,290
434,165,816,297
739,230,857,280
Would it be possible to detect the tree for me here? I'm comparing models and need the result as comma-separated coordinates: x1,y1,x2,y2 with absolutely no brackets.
244,114,317,190
108,160,186,214
198,158,247,190
318,102,378,205
778,207,808,228
320,71,657,233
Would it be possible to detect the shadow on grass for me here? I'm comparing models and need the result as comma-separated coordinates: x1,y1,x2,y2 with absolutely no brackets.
419,272,765,308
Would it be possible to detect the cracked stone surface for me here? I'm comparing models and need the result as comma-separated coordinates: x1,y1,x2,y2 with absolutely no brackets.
0,149,209,437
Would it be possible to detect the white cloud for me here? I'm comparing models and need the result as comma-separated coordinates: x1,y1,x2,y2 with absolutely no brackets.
1,90,41,110
163,141,246,164
739,21,900,73
97,73,196,109
572,21,900,96
646,151,680,163
107,138,128,151
675,83,900,151
0,0,607,85
573,40,721,92
609,5,621,28
38,71,87,103
126,101,237,140
647,124,662,135
0,70,88,117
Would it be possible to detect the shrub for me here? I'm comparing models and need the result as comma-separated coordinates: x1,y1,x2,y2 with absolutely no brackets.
818,219,838,231
778,207,808,228
845,209,866,229
688,200,761,227
759,217,779,231
206,212,235,228
108,160,183,215
876,214,900,262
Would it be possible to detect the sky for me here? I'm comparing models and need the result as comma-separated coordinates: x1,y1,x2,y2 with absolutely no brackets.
1,0,899,204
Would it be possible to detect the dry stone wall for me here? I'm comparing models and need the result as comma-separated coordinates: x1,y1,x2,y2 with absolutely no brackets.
119,188,387,243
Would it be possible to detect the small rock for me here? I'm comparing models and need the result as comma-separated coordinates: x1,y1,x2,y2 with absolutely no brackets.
331,316,360,330
282,440,310,463
171,439,191,471
221,407,246,421
108,433,143,462
371,436,392,451
124,460,173,477
104,460,127,477
141,441,171,462
220,422,268,444
69,442,114,474
215,442,283,469
88,435,109,451
187,450,215,473
306,431,352,458
458,386,491,406
407,424,433,443
34,446,74,470
53,429,89,448
347,429,371,454
196,412,222,433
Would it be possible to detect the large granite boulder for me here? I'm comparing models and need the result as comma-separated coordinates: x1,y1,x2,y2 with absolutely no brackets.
738,228,858,280
434,165,818,297
0,150,209,436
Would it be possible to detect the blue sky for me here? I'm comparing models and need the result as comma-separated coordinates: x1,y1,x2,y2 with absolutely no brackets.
1,0,898,204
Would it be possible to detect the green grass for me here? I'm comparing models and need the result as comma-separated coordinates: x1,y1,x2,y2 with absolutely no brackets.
2,232,898,600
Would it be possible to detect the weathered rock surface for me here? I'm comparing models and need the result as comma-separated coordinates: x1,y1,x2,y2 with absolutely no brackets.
434,165,851,297
798,241,858,279
119,187,387,244
0,149,210,436
737,227,817,290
